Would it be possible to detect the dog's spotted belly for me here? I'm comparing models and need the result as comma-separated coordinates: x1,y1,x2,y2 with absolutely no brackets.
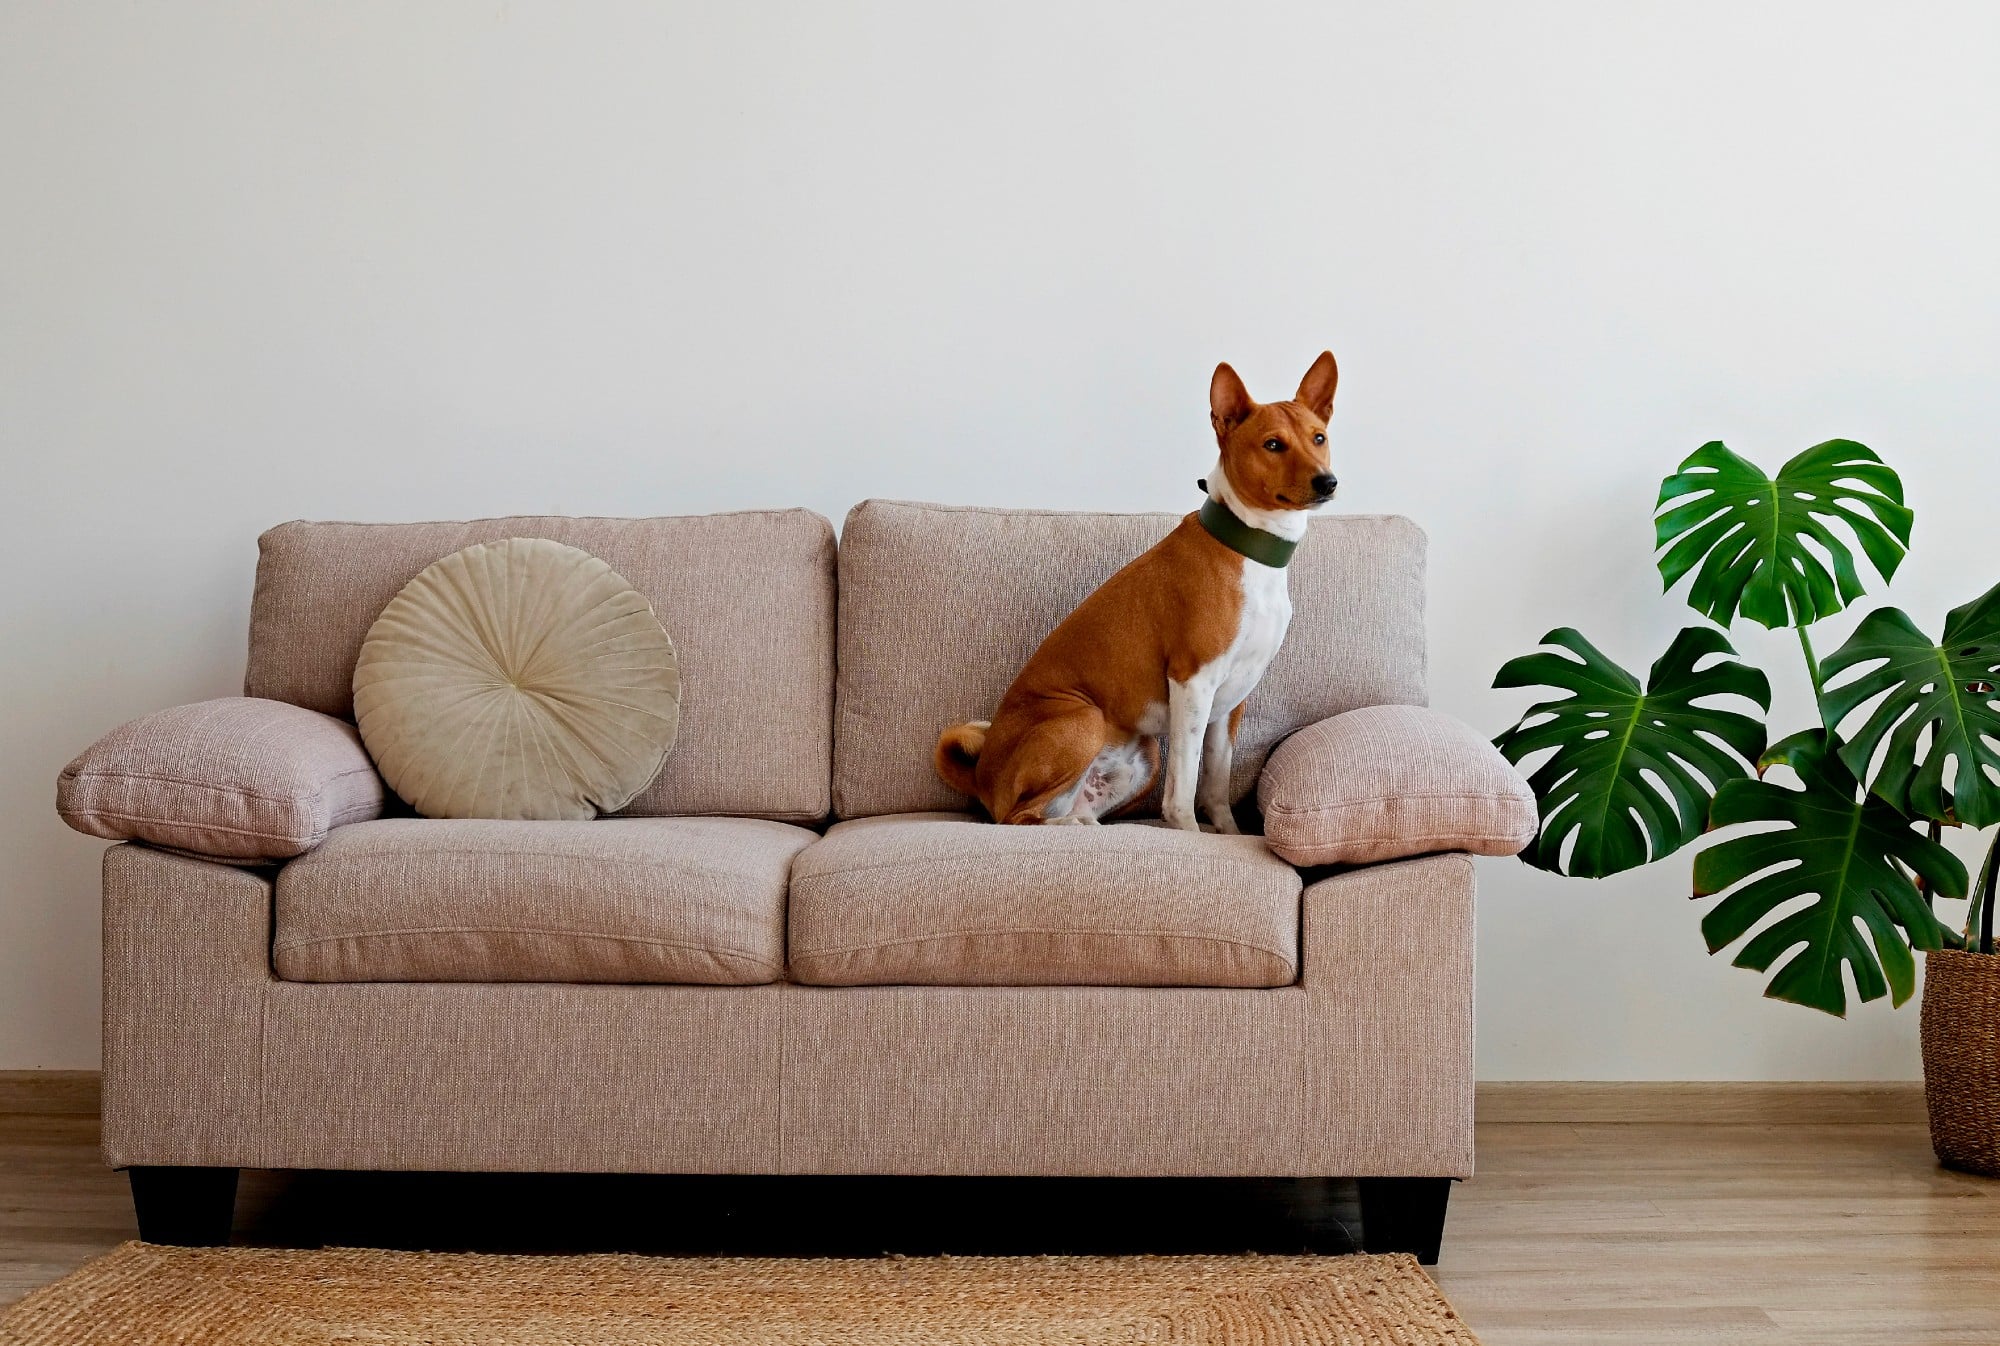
1045,733,1157,823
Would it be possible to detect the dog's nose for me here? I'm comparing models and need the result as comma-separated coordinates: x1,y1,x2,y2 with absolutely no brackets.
1311,473,1339,498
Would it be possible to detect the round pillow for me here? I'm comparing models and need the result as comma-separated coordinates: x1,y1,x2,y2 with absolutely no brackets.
353,538,680,820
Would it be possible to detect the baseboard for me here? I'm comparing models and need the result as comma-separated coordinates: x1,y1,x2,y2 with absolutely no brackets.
1477,1080,1926,1125
0,1070,101,1116
0,1071,1926,1125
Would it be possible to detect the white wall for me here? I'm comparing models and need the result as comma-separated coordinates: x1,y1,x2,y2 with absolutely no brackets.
4,2,1996,1077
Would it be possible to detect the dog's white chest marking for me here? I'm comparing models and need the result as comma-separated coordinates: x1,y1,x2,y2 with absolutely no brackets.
1169,559,1293,726
1161,556,1292,832
1208,558,1291,714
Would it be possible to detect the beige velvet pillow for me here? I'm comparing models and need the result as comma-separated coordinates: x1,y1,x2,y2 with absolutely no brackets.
1257,704,1537,867
353,538,680,820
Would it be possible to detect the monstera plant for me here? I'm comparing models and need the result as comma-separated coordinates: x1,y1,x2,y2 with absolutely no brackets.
1493,439,2000,1019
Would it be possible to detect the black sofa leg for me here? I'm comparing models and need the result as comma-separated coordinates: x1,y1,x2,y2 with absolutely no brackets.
128,1166,238,1245
1357,1176,1451,1265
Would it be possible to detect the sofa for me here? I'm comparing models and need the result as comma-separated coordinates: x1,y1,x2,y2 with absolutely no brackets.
57,501,1481,1263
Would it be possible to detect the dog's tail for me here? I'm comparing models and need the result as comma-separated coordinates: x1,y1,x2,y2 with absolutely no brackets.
933,720,991,798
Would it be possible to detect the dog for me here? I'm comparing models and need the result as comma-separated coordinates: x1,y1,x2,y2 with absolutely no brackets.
934,351,1338,831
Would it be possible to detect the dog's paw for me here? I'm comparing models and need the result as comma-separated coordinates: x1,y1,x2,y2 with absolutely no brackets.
1046,815,1099,826
1161,810,1202,832
1204,812,1242,835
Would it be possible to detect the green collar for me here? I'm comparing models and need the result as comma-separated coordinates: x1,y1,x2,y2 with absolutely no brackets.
1199,496,1298,568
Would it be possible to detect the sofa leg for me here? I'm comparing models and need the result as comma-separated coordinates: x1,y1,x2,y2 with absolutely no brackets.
128,1166,238,1246
1357,1176,1451,1265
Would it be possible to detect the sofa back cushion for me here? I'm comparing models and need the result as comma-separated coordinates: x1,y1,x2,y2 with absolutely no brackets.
246,512,836,822
832,499,1427,819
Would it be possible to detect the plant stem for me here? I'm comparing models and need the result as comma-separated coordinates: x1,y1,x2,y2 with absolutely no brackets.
1980,829,1999,957
1797,626,1829,730
1917,819,1942,916
1968,829,2000,954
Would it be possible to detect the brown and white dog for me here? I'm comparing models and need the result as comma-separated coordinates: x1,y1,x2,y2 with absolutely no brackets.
935,352,1338,830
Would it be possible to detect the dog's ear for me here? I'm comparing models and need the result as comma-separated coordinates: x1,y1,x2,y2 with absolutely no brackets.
1295,351,1338,420
1210,363,1255,436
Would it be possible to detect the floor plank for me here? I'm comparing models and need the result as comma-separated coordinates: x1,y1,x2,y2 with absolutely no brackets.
2,1097,1996,1344
1475,1081,1926,1126
0,1073,97,1117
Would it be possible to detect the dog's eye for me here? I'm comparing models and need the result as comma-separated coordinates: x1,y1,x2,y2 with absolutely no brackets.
1262,438,1284,453
1312,433,1325,445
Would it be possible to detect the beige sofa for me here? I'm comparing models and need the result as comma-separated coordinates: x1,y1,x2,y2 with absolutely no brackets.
63,501,1475,1262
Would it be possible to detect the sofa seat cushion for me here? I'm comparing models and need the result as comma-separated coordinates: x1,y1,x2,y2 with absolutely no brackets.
274,817,815,985
787,813,1301,988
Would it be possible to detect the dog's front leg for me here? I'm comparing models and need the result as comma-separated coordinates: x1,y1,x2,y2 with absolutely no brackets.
1197,714,1241,834
1162,678,1215,831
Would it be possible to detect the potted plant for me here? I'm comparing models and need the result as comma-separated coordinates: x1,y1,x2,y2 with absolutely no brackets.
1491,438,2000,1174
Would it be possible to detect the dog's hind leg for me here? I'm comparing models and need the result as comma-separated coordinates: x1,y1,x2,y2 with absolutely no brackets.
988,703,1108,825
1078,735,1159,823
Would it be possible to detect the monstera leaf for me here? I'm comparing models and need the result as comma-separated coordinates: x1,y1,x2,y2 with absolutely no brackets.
1494,627,1771,879
1818,580,2000,829
1696,731,1966,1016
1655,439,1913,629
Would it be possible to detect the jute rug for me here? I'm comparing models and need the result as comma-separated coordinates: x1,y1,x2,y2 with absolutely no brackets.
0,1243,1483,1344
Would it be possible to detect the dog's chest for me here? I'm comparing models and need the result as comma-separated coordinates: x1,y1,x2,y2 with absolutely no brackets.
1211,560,1292,708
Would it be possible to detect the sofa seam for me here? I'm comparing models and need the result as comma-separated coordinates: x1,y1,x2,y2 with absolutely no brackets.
1274,841,1525,868
1272,826,1535,844
326,799,382,827
776,980,789,1173
858,499,1417,527
59,770,322,806
286,850,806,882
1294,954,1310,1166
256,939,271,1171
1263,790,1532,814
614,809,826,823
272,926,783,974
61,808,311,845
61,764,376,803
795,927,1296,966
266,508,831,530
791,852,1294,885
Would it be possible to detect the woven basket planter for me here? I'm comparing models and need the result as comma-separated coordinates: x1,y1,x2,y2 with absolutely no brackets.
1922,948,2000,1177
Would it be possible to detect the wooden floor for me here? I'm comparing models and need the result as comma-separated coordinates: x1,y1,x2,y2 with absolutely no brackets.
3,1083,1997,1345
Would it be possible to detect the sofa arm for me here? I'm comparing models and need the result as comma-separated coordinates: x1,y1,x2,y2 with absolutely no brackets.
1300,852,1476,1177
1257,704,1535,868
58,697,384,861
